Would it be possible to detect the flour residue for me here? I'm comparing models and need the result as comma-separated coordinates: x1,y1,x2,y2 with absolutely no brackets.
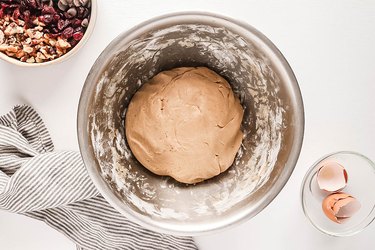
89,24,285,220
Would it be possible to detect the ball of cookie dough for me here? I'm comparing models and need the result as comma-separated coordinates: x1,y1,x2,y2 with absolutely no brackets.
125,67,244,184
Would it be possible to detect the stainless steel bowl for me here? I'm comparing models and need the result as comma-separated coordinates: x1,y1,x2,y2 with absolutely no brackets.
77,12,304,236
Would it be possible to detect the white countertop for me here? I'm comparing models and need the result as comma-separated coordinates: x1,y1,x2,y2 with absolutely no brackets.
1,0,375,249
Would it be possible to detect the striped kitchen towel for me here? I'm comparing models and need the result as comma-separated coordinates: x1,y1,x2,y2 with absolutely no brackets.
0,105,197,250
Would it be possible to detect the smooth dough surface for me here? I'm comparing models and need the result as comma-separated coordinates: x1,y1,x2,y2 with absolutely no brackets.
125,67,244,184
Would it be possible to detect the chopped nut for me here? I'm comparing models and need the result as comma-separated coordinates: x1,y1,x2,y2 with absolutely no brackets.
66,8,77,18
17,19,25,26
34,26,44,32
56,37,71,49
31,39,41,45
26,57,36,63
40,47,50,57
56,47,64,56
34,31,43,39
48,38,57,46
23,45,34,54
35,57,44,63
6,45,18,53
36,52,47,60
16,50,25,58
20,56,29,62
26,29,43,39
25,29,33,38
7,36,17,45
79,0,90,7
81,18,89,27
58,2,69,11
0,44,8,52
24,37,32,44
32,19,46,27
4,23,23,36
0,30,4,44
5,51,15,57
73,0,82,7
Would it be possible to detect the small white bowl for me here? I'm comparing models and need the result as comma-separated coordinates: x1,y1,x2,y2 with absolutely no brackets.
0,0,97,67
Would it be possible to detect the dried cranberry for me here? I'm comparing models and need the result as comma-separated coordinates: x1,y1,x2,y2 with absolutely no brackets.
57,19,65,30
42,5,56,15
72,31,83,41
62,26,74,38
51,27,59,33
12,8,20,20
27,14,37,26
1,3,9,9
53,14,60,21
38,15,44,22
74,26,83,32
43,14,53,23
76,7,84,18
48,33,60,38
23,10,31,20
69,39,78,47
71,18,81,27
22,0,37,9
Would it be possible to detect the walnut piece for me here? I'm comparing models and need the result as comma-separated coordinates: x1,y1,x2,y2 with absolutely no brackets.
0,15,72,63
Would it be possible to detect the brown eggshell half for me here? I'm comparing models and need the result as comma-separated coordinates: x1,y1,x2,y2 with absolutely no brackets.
335,197,361,219
322,193,361,224
317,162,348,192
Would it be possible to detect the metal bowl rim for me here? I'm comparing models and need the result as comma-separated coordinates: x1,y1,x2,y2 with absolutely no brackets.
77,11,305,236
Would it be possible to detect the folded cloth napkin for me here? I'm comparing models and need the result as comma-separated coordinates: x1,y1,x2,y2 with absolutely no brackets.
0,105,197,250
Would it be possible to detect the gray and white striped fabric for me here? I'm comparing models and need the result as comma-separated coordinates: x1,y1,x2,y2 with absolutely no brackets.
0,105,197,250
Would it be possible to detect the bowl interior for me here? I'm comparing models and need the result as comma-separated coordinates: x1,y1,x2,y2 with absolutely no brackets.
79,13,303,235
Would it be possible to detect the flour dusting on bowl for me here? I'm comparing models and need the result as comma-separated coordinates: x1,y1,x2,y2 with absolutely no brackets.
78,12,303,235
90,24,283,218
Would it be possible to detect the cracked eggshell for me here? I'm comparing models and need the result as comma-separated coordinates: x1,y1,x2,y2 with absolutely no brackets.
322,193,361,224
317,162,348,192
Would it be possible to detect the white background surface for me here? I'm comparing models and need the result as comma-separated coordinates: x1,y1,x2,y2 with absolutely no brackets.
1,0,375,249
